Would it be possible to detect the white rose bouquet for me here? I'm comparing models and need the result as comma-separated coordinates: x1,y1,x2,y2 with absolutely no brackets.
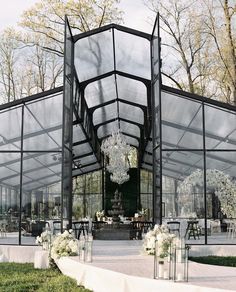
96,210,104,218
51,229,79,260
143,224,176,257
35,230,52,250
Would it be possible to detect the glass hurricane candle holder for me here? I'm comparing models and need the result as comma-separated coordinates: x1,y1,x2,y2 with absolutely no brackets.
154,240,173,280
173,244,189,282
79,238,86,262
85,235,93,263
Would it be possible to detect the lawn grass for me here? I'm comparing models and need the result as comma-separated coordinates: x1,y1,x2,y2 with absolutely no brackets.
0,263,92,292
189,256,236,267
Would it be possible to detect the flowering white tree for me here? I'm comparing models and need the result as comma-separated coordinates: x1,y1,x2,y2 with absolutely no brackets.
178,169,236,218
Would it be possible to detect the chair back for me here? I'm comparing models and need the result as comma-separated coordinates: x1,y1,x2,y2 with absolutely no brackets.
31,221,49,237
142,221,154,233
52,220,61,235
167,221,180,235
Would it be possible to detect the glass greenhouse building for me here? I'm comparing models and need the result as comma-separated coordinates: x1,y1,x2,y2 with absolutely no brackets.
0,15,235,246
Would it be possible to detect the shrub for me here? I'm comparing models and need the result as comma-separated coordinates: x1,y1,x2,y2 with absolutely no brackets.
189,256,236,267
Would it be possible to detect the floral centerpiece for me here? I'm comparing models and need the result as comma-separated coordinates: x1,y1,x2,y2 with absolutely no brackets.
143,224,176,257
96,210,104,220
35,230,52,250
50,229,79,260
138,208,148,217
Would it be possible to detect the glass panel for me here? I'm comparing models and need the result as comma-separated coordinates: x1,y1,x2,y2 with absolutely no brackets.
140,169,153,193
115,29,151,79
162,151,204,244
73,143,93,157
143,153,152,165
206,151,236,244
80,163,101,173
0,106,22,151
162,151,203,180
73,172,102,220
21,152,62,245
21,184,61,244
123,135,139,148
0,153,20,245
117,75,147,106
118,102,144,124
22,153,62,192
23,94,63,151
74,29,113,82
161,91,203,149
85,76,116,108
97,121,119,139
119,121,140,138
142,163,152,171
79,154,97,166
97,120,140,139
205,105,236,150
73,124,86,142
93,103,117,125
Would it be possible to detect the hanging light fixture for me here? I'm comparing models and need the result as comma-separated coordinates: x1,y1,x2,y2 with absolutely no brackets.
101,131,131,185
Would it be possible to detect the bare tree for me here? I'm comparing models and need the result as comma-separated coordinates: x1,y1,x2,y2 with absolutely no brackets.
20,0,123,56
203,0,236,104
145,0,212,95
0,30,63,103
0,0,123,104
0,28,21,103
145,0,236,104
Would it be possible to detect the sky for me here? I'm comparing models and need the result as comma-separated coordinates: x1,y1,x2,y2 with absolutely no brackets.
0,0,155,33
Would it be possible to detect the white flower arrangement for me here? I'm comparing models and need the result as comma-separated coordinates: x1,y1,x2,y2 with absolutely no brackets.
96,210,105,218
35,230,52,250
143,224,176,257
139,208,148,216
50,229,79,260
178,169,236,218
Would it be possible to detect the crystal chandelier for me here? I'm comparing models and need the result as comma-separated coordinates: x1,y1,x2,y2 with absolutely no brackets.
101,131,131,185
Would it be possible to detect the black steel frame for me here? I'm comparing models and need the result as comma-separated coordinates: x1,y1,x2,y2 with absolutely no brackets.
0,16,236,246
0,88,63,245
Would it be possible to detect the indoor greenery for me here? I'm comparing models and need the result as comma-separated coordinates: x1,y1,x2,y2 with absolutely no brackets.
0,263,92,292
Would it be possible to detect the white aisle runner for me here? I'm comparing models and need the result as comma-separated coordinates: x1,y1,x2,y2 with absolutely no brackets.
56,240,235,292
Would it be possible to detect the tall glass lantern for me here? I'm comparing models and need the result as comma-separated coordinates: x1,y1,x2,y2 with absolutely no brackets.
173,241,189,282
154,239,173,280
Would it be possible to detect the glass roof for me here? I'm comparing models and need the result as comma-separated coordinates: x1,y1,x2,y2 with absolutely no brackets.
0,19,234,197
143,87,236,180
72,24,152,174
1,23,232,182
74,27,151,82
